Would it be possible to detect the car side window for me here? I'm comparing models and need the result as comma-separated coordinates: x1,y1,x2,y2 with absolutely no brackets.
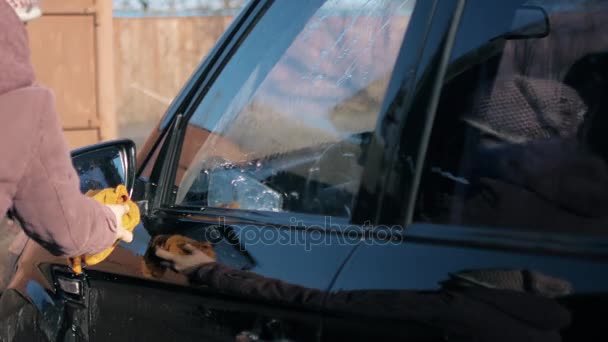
173,0,417,218
416,0,608,234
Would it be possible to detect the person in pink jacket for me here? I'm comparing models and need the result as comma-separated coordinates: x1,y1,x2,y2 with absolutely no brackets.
0,0,133,257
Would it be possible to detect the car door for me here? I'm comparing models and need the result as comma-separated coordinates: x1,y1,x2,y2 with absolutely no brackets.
323,0,608,341
79,0,424,341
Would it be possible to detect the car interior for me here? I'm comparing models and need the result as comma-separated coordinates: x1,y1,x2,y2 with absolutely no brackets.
416,2,608,234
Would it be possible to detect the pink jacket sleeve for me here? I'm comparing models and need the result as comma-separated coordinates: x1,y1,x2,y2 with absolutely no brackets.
4,87,118,257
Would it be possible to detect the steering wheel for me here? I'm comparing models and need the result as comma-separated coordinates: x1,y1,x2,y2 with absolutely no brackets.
305,132,371,217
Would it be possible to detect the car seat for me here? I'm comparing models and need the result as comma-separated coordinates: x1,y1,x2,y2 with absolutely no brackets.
563,52,608,161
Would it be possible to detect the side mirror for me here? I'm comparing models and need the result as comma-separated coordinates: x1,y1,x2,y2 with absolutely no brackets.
71,139,137,195
505,5,550,40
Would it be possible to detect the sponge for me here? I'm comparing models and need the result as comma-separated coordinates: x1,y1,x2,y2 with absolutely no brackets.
68,185,140,274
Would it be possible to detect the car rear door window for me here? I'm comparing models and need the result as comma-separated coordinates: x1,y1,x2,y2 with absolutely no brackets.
173,0,417,218
415,0,608,234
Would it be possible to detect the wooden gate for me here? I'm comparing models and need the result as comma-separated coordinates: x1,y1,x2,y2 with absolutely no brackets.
27,0,116,149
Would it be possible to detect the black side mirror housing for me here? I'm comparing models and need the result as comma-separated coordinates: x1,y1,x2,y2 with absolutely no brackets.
71,139,137,195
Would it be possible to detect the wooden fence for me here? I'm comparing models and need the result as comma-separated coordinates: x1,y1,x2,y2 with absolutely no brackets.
27,0,115,149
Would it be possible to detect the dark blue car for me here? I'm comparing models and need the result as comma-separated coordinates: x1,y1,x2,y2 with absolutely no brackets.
2,0,608,340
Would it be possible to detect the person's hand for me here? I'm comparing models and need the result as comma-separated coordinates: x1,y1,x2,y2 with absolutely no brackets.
105,204,133,243
155,243,215,275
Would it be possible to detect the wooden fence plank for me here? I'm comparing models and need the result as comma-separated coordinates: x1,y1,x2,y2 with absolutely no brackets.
64,129,100,149
28,15,98,129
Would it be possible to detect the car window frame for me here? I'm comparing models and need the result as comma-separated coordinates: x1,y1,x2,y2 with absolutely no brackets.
149,0,438,229
146,0,272,212
399,0,608,257
349,0,464,227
